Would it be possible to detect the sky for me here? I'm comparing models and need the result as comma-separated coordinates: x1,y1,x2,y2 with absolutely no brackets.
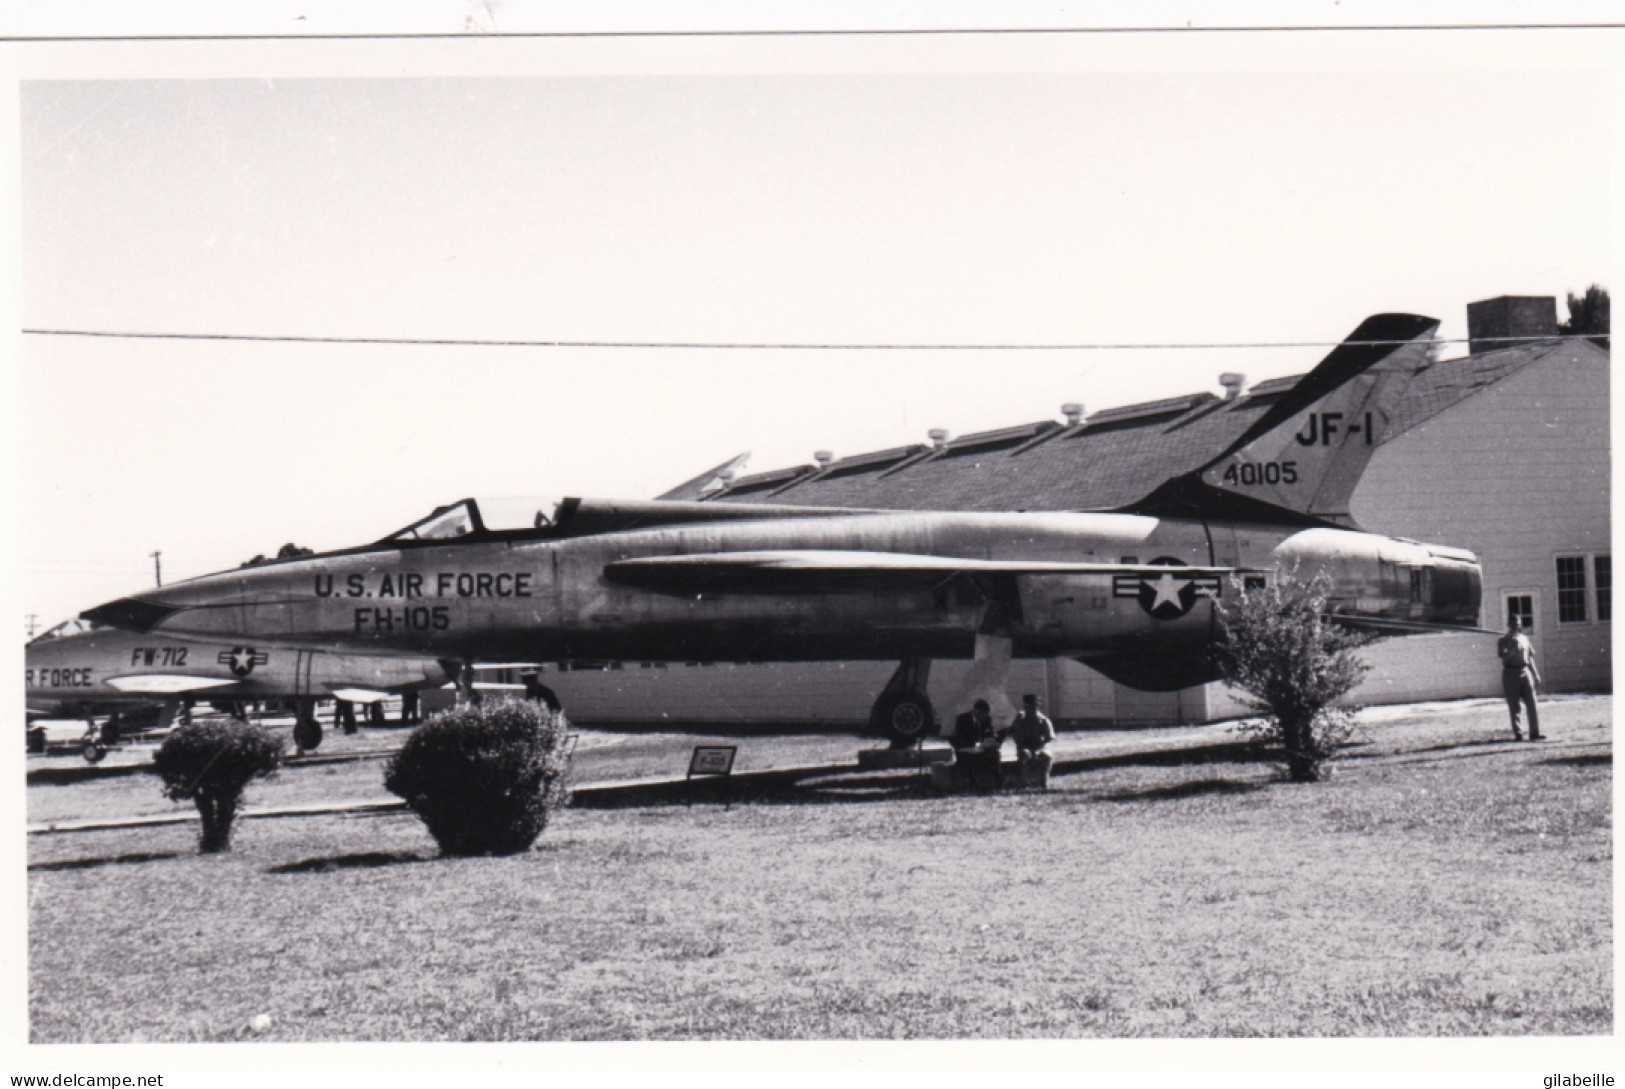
17,38,1615,631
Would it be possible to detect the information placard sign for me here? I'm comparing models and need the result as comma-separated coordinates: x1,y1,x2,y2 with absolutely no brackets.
687,745,737,778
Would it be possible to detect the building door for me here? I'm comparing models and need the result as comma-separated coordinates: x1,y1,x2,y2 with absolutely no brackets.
1501,590,1540,650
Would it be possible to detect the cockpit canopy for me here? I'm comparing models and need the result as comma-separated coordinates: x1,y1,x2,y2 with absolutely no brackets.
383,497,564,543
29,617,111,645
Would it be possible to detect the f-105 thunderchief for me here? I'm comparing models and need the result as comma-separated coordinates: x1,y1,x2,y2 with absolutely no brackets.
83,314,1483,745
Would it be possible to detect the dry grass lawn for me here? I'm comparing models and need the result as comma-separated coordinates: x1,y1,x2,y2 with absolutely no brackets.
27,696,1610,1041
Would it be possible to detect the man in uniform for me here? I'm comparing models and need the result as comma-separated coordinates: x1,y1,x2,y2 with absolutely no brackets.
951,699,1002,791
1496,616,1543,741
1005,693,1056,789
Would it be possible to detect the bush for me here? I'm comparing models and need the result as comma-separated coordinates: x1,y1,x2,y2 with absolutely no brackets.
153,719,282,853
1214,568,1372,783
384,698,571,857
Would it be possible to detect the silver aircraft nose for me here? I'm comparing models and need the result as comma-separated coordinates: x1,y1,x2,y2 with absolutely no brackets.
80,562,307,639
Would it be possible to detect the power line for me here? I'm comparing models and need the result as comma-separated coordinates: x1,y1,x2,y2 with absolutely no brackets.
19,327,1605,352
2,24,1620,44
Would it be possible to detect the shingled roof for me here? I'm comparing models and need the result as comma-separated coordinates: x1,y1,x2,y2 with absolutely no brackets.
702,340,1572,513
1384,338,1580,439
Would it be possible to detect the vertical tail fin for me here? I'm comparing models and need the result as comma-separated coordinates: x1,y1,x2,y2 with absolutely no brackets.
1129,313,1439,526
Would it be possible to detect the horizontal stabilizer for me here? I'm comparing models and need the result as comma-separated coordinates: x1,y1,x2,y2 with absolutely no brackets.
106,674,239,695
1328,614,1497,637
605,550,1243,595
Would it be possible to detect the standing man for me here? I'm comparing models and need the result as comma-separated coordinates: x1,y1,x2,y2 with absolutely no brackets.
1006,693,1056,789
1497,616,1543,741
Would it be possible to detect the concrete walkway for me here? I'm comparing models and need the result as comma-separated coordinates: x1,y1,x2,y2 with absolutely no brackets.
27,721,1254,834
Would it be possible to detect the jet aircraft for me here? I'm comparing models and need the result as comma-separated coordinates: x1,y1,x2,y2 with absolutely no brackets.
83,314,1484,744
27,617,452,756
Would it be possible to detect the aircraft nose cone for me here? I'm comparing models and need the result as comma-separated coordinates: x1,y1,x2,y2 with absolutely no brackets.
80,561,335,642
79,595,178,633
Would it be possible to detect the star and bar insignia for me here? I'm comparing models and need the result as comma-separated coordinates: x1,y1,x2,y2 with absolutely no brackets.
218,646,269,677
1113,563,1222,620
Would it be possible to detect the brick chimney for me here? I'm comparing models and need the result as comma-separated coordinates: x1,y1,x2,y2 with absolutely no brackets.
1466,296,1558,355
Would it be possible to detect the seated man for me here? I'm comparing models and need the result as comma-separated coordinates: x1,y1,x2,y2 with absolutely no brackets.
951,699,1003,792
1006,693,1056,789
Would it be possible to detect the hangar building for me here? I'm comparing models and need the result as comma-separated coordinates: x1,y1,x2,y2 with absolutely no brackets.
527,297,1610,727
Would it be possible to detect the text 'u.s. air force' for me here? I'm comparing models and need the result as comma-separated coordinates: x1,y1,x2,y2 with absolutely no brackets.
314,572,533,599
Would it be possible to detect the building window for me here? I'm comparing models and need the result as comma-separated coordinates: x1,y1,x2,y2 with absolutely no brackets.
1506,594,1534,633
1556,556,1588,623
1596,555,1611,622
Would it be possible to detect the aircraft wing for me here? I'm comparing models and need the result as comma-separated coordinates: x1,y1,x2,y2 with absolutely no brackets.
330,687,393,704
604,550,1243,594
106,674,240,695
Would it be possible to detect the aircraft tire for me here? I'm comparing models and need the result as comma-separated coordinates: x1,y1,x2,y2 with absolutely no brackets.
82,741,106,764
293,717,323,753
873,691,934,748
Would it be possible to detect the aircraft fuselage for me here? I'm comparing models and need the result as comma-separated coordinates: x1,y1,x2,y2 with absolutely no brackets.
25,626,451,719
87,509,1481,692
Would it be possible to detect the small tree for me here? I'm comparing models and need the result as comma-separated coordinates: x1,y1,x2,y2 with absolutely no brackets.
1562,284,1610,349
384,698,571,857
1214,569,1372,783
153,719,282,852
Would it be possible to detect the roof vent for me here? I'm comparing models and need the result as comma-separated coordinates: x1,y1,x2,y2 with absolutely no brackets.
1218,373,1247,401
1060,402,1085,426
927,428,951,449
813,450,834,467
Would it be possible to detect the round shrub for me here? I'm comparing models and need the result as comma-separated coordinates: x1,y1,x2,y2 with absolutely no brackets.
384,698,571,857
153,718,282,853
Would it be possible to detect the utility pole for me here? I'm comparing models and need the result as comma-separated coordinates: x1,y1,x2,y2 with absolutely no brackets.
151,550,162,587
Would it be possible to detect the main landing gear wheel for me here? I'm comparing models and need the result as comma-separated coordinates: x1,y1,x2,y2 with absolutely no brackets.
872,691,935,748
293,717,323,754
81,740,106,764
